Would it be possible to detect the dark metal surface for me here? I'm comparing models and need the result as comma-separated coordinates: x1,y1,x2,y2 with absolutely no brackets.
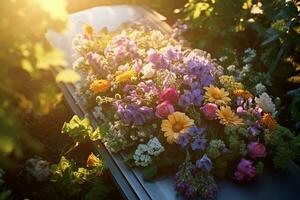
48,5,300,200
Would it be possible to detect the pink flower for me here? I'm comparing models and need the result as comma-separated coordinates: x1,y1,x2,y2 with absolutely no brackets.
234,159,256,181
155,101,175,118
247,142,267,159
201,103,218,120
160,88,179,104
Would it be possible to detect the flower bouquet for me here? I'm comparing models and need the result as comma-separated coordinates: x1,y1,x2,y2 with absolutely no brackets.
72,23,300,199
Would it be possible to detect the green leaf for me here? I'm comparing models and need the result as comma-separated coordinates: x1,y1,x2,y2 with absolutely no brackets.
56,69,81,83
142,165,158,180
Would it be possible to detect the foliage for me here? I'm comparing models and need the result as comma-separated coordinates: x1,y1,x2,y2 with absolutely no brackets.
0,0,81,168
41,155,109,200
61,115,101,143
177,0,300,129
264,125,300,169
0,169,12,200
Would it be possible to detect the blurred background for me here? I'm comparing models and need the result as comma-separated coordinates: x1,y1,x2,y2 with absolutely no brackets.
0,0,299,199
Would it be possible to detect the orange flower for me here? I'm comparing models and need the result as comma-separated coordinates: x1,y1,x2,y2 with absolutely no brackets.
261,113,277,130
87,152,101,167
83,24,94,36
89,80,111,94
233,89,253,99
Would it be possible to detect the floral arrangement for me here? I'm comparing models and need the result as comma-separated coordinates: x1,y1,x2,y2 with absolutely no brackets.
72,23,300,199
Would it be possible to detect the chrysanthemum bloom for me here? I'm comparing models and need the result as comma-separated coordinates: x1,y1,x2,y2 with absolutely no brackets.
89,80,111,94
233,89,253,100
116,70,135,83
161,112,194,144
204,85,231,105
83,24,94,36
217,106,244,126
261,113,277,130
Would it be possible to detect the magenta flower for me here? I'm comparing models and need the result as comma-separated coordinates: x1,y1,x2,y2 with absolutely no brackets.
155,101,175,119
247,142,267,159
160,88,179,104
201,103,218,120
234,159,256,181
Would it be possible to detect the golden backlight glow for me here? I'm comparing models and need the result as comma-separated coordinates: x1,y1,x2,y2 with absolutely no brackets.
31,0,68,20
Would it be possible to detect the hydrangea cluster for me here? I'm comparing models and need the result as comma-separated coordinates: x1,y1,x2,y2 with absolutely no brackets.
72,24,300,200
133,137,164,167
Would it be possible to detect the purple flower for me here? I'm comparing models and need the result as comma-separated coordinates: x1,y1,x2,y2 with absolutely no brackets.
188,125,205,137
247,124,261,136
178,134,189,148
147,49,168,68
191,138,207,151
236,96,244,106
183,75,194,86
196,154,212,172
234,159,256,181
115,101,153,125
178,89,204,108
164,45,183,61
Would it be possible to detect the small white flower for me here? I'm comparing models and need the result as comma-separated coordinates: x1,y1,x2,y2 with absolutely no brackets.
255,83,267,95
227,65,236,73
255,92,276,114
141,63,156,79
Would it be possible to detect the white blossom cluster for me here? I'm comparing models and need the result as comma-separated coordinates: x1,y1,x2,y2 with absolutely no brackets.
255,92,276,114
133,137,165,167
243,48,256,63
255,83,267,95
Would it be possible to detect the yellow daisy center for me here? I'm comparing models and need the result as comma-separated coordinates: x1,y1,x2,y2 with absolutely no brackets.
172,123,183,132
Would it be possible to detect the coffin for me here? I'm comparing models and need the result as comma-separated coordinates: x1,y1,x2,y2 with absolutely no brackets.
47,5,300,200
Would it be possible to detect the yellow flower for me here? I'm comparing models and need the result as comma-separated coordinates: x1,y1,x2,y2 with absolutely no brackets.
89,80,111,94
217,106,244,126
204,85,231,105
116,70,135,84
83,24,94,36
161,112,194,144
261,113,277,130
233,89,253,99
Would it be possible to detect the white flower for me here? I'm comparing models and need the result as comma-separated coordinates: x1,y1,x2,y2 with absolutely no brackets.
255,92,276,114
141,63,155,79
227,65,236,73
255,83,266,95
133,137,164,167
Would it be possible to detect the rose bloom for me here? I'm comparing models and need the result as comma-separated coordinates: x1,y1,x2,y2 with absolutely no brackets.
201,103,218,120
247,142,267,159
160,88,179,104
155,101,174,119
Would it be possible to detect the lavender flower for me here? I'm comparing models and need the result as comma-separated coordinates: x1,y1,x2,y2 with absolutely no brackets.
188,125,205,137
178,89,204,108
196,154,212,172
178,134,189,148
191,138,207,151
115,101,153,125
147,49,168,68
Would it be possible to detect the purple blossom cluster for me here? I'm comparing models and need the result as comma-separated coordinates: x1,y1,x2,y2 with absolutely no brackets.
175,158,218,200
105,32,138,65
115,100,153,125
